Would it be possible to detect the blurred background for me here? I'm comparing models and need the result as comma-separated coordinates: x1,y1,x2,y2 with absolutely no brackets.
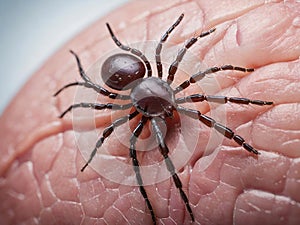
0,0,129,114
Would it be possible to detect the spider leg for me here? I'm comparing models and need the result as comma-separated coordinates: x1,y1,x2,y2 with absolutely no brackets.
54,81,130,100
70,50,131,100
177,106,260,155
106,23,152,77
129,116,156,224
151,117,195,222
174,65,254,94
53,81,82,96
69,50,92,83
167,27,216,85
54,51,130,100
81,110,139,172
176,94,273,106
58,102,133,118
156,13,184,79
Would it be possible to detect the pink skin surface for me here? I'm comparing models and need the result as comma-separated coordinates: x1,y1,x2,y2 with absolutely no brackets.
1,0,300,224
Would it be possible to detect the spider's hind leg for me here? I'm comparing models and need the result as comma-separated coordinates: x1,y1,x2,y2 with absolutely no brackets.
54,51,130,100
155,13,184,79
106,23,152,77
58,102,133,118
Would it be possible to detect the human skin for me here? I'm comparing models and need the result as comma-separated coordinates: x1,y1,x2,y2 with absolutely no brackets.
1,0,300,224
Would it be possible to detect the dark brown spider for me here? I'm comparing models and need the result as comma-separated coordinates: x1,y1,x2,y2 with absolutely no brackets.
54,14,273,224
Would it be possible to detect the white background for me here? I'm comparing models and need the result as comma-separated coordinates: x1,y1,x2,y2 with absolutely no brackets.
0,0,129,114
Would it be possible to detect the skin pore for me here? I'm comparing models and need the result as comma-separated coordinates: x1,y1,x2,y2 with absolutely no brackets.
0,0,300,224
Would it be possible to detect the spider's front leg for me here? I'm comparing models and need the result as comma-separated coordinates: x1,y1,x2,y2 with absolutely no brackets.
129,116,156,224
151,117,195,222
167,28,216,85
174,65,255,94
175,93,273,153
177,106,261,155
176,94,273,106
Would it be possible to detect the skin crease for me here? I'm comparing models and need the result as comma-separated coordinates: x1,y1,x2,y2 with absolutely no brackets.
0,0,300,224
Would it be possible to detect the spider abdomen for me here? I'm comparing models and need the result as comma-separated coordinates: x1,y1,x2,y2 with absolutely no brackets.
101,53,146,90
130,77,176,117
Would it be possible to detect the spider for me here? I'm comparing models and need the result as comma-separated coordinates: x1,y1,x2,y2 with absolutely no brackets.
54,14,273,224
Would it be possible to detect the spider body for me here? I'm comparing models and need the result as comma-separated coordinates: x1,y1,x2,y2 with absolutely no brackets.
131,77,176,117
101,53,145,90
55,13,273,224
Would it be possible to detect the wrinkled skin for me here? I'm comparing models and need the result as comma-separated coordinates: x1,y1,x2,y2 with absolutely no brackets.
1,0,300,224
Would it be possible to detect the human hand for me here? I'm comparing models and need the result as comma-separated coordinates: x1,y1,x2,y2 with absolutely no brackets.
1,0,299,224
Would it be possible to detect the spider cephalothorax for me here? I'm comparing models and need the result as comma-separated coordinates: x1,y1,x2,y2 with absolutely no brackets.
55,13,273,224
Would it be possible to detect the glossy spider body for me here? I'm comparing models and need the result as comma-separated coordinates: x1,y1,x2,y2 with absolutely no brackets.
55,14,273,224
